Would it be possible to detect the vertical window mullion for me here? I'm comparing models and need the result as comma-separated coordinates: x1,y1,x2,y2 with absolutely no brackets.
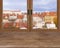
0,0,2,29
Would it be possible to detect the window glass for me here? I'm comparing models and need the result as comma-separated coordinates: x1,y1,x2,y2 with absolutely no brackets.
3,0,27,29
33,0,57,29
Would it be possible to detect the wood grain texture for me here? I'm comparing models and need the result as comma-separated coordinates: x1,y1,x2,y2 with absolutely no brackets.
0,32,60,48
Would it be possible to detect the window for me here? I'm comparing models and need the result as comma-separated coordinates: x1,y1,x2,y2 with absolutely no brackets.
0,0,60,32
32,0,57,29
3,0,28,30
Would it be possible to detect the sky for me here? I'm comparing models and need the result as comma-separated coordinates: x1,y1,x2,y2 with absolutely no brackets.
33,0,57,12
3,0,27,11
3,0,57,12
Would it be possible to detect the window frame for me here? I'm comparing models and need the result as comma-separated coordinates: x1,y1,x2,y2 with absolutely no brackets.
0,0,30,32
31,0,60,32
0,0,60,32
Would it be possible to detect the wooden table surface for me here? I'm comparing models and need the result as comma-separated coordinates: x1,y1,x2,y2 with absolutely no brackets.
0,32,60,48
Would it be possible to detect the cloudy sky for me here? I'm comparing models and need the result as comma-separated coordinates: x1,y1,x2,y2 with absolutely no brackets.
3,0,57,12
3,0,27,11
33,0,57,12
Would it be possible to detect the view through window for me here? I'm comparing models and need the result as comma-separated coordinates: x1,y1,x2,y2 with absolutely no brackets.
3,0,27,29
3,0,57,30
33,0,57,29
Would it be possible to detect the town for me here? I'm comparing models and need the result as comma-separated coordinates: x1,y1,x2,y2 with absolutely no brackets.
3,10,57,29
